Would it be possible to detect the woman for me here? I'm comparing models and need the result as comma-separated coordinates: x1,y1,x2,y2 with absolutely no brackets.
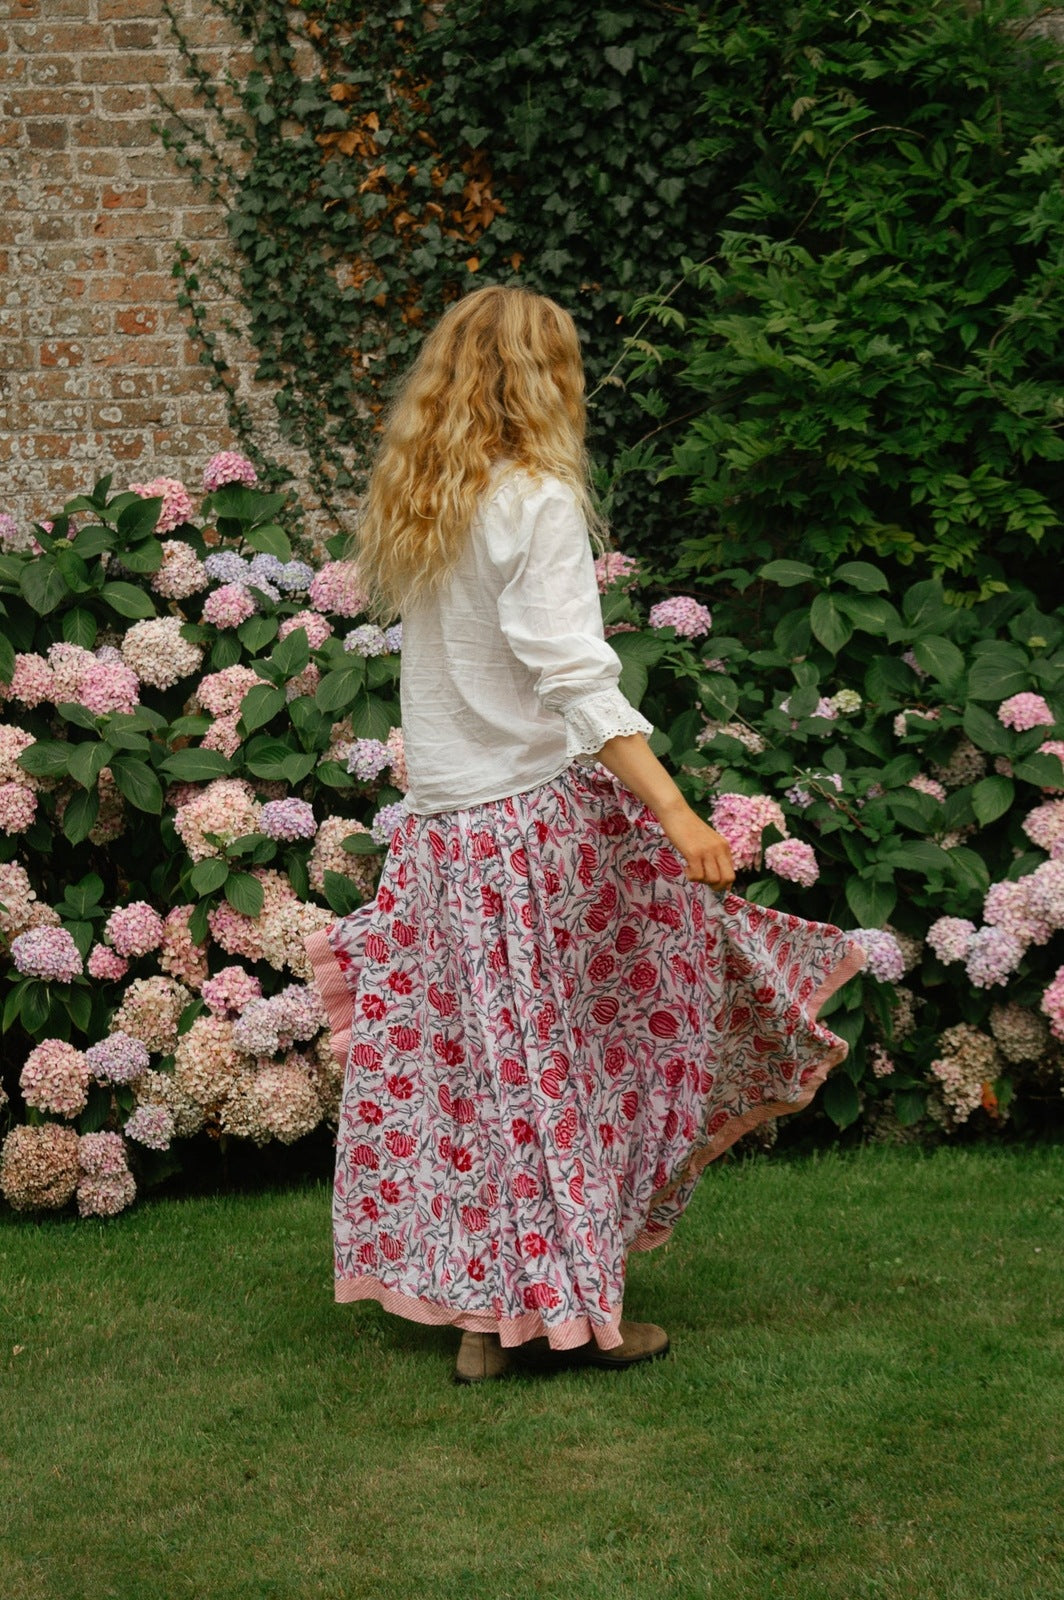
306,285,864,1383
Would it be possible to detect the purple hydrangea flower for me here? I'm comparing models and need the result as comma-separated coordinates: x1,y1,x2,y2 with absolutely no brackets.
259,798,317,841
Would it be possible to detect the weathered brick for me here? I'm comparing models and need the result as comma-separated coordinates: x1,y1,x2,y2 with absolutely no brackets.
112,23,161,50
25,120,68,149
101,183,147,209
99,87,150,116
115,306,159,335
79,52,171,86
39,340,84,367
9,88,92,117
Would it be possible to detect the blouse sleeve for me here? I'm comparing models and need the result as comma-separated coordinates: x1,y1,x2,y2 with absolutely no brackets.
489,475,654,758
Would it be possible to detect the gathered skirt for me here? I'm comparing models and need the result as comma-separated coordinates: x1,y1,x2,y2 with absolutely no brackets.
305,764,865,1351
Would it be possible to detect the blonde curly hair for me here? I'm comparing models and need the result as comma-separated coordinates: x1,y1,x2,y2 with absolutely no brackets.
353,284,603,618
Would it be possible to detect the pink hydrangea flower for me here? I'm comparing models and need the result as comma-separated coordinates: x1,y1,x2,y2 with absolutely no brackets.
85,1032,151,1084
1027,859,1064,932
158,904,210,989
87,943,129,981
121,617,203,690
11,926,83,982
278,610,333,649
173,778,261,861
386,726,408,791
0,781,37,833
983,878,1051,947
594,552,639,593
201,714,242,759
308,561,369,618
926,916,977,964
647,596,713,639
152,540,208,600
203,583,256,629
20,1039,91,1118
128,476,194,534
202,966,263,1017
709,792,789,872
998,692,1055,732
105,901,166,959
76,660,140,716
197,664,261,717
909,774,946,803
1041,966,1064,1042
260,798,317,841
965,926,1026,988
1022,800,1064,857
764,838,819,887
850,928,905,983
8,653,57,708
346,738,390,782
203,451,258,492
124,1102,175,1150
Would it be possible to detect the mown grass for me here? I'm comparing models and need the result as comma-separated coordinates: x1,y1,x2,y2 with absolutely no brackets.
2,1144,1062,1600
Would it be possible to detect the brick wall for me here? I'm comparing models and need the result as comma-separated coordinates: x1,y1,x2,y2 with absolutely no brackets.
0,0,333,540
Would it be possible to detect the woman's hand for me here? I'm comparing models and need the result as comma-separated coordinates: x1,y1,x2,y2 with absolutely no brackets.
658,802,735,890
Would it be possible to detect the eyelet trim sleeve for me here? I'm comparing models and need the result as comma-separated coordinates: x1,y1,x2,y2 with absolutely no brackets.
562,688,654,759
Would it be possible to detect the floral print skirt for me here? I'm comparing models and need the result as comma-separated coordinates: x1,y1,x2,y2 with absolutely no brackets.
305,765,864,1352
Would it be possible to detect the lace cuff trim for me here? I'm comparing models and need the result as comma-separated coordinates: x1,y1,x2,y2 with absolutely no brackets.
562,688,654,759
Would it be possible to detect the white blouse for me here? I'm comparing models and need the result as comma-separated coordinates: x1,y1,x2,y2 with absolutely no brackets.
399,467,654,815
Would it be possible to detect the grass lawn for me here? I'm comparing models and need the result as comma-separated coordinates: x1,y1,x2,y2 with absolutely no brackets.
2,1143,1062,1600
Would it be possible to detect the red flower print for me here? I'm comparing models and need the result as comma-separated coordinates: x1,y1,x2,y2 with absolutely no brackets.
451,1145,473,1172
510,847,528,875
432,1033,465,1066
357,1242,378,1267
467,1257,486,1282
439,1084,476,1125
551,925,573,951
535,820,550,843
385,1074,414,1100
521,1231,549,1258
351,1043,382,1069
357,1099,383,1125
555,1105,578,1151
621,1091,639,1122
591,995,620,1026
598,811,630,837
377,886,396,912
540,1060,568,1099
360,1196,380,1221
511,1173,540,1200
585,904,611,933
427,983,457,1017
629,959,658,993
461,1206,489,1233
396,862,408,887
361,993,387,1021
500,1057,529,1086
520,902,534,929
388,1024,421,1051
588,951,616,983
534,1001,558,1042
543,869,561,896
387,970,414,994
511,1117,536,1145
569,1161,584,1203
664,1109,679,1141
379,1232,404,1262
437,1135,452,1161
599,1122,616,1148
479,1182,499,1207
603,1044,627,1078
350,1142,379,1169
480,886,504,917
649,1009,679,1039
663,1057,685,1087
472,830,498,859
624,858,657,886
522,1283,561,1310
671,956,698,985
654,846,684,878
430,1194,445,1220
364,933,389,962
380,1179,401,1204
385,1130,416,1158
653,1163,669,1189
577,842,598,887
428,829,445,862
392,919,418,948
615,925,638,954
488,941,509,972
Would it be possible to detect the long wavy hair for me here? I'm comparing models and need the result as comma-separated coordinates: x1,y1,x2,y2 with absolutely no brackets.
353,284,603,618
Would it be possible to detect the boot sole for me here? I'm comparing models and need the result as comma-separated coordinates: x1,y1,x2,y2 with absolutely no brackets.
586,1338,670,1368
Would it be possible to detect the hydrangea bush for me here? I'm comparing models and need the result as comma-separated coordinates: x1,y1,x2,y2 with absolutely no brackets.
0,459,402,1217
2,466,1062,1219
597,552,1064,1141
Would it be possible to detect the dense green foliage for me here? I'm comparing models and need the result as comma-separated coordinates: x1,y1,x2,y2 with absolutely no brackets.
626,0,1064,593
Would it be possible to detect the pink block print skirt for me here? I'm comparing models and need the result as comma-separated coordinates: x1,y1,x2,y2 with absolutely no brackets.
305,765,865,1352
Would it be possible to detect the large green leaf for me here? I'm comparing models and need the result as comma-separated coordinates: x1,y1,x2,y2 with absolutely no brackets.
117,495,165,541
323,869,364,916
759,559,815,587
62,785,100,845
100,581,156,620
833,561,889,593
315,663,365,715
970,774,1014,825
845,875,897,928
20,560,69,615
962,701,1012,755
62,607,98,648
18,740,71,779
190,858,229,896
239,682,285,732
821,1073,861,1129
225,871,265,917
913,635,965,685
967,645,1029,702
109,755,163,813
246,522,293,561
162,748,232,781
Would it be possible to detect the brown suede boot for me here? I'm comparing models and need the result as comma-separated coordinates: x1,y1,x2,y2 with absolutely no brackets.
585,1319,670,1367
454,1331,512,1384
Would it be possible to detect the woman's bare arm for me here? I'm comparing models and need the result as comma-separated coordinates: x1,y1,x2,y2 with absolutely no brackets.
594,732,735,890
